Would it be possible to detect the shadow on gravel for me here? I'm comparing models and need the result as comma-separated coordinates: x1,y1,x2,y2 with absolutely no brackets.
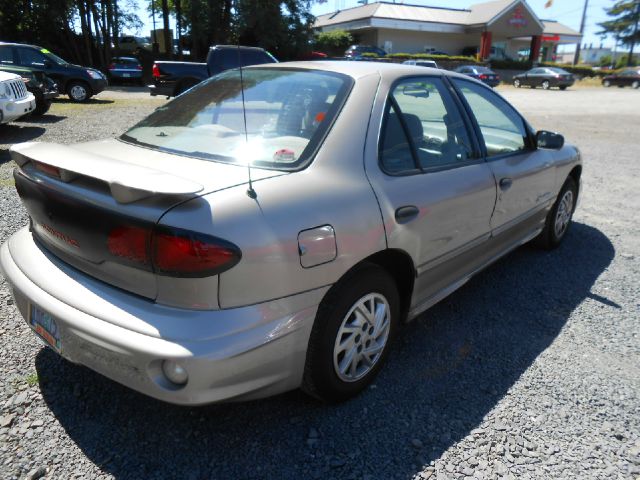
52,98,114,105
35,222,613,480
0,126,46,164
17,115,66,125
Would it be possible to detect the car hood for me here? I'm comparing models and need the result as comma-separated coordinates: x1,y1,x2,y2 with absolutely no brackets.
0,70,21,82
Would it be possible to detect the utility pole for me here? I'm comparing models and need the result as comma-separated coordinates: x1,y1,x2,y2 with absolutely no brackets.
573,0,589,65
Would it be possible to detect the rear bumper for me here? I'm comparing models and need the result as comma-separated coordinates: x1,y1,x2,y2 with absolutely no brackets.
0,94,36,123
109,70,143,79
149,84,174,97
0,227,327,405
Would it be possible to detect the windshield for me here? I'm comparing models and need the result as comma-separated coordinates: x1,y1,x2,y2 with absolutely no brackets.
121,68,352,170
43,51,69,66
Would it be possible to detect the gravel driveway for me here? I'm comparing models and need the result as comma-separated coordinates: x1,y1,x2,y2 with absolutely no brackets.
0,86,638,480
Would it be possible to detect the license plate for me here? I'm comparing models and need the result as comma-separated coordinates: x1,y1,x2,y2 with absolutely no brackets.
30,305,61,352
123,73,130,77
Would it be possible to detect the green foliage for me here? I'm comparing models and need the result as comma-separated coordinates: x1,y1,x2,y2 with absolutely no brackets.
314,30,353,55
25,373,39,386
615,53,639,67
598,54,613,66
361,52,379,58
597,0,640,66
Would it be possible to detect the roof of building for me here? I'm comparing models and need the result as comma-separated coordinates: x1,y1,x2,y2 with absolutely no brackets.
316,0,576,36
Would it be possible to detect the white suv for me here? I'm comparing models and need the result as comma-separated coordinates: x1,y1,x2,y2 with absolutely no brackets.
0,71,36,124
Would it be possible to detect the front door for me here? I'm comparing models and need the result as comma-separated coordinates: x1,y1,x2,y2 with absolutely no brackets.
451,78,556,235
365,76,497,307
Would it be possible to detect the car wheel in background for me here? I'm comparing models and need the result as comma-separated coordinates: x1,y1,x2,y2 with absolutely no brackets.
302,264,399,402
535,177,578,250
632,81,639,89
542,80,551,90
603,79,611,87
513,78,521,88
559,85,567,91
32,99,51,116
67,81,91,102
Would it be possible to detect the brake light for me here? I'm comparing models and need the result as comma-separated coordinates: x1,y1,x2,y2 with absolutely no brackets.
479,74,488,79
107,225,241,277
152,63,160,78
33,161,61,179
108,63,115,70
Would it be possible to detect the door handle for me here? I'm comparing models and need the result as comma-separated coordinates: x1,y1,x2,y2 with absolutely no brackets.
499,178,513,191
395,205,419,224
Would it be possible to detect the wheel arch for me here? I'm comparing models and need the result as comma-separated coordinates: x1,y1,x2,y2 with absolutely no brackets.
568,164,582,202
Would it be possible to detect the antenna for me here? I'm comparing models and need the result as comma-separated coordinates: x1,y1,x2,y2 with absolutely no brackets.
237,44,257,199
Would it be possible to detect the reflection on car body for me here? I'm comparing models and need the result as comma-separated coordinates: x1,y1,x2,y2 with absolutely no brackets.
0,61,582,405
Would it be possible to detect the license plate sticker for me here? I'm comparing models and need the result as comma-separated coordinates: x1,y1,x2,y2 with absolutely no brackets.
30,305,61,352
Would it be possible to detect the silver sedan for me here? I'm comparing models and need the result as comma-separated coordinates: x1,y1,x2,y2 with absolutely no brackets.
0,61,581,404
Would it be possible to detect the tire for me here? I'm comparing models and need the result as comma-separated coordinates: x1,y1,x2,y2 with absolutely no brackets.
513,78,521,88
603,80,611,87
632,80,640,89
302,264,400,402
542,80,551,90
535,177,578,250
32,99,51,116
559,85,567,91
67,81,91,102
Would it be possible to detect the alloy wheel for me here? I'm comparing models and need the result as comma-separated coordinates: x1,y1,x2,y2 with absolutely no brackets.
554,190,574,239
514,79,521,88
542,80,550,90
333,293,391,382
70,85,88,101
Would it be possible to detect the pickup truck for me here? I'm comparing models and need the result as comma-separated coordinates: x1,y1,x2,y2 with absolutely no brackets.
149,45,277,97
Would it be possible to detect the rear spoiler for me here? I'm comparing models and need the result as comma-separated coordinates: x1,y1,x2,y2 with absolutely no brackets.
10,142,204,204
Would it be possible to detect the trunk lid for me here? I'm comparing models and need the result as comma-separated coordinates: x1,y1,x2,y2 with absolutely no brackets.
12,139,284,302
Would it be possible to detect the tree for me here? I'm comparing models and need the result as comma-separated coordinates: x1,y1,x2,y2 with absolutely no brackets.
598,0,640,66
314,29,353,56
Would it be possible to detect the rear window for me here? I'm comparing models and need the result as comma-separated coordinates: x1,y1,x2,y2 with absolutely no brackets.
121,68,352,171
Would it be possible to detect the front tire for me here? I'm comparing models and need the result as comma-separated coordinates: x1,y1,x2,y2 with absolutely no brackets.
302,265,399,402
67,81,91,102
559,85,567,91
632,80,639,89
535,177,578,250
513,78,521,88
542,80,551,90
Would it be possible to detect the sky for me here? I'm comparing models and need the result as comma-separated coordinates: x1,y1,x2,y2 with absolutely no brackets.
139,0,624,54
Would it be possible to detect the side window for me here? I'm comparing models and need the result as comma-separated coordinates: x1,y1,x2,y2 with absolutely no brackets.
0,46,15,64
241,50,271,67
18,48,47,67
452,79,528,157
380,77,474,174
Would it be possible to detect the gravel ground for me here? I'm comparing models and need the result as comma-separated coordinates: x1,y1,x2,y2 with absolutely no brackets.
0,86,638,480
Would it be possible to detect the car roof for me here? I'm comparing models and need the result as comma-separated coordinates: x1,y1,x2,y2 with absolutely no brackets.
0,42,41,49
113,56,139,61
248,60,473,81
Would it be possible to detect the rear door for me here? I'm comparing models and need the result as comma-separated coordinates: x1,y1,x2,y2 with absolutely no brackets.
365,75,497,305
451,78,555,235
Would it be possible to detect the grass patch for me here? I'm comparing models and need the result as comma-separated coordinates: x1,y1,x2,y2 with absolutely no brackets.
0,178,15,187
26,372,39,386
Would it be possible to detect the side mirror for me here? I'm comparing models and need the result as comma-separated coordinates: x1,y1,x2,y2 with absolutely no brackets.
536,130,564,150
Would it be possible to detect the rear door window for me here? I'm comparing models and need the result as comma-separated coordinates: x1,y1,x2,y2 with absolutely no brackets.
380,77,475,174
0,46,15,64
17,48,47,67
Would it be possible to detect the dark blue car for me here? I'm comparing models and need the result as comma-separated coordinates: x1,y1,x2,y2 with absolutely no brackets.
454,65,501,88
108,57,143,85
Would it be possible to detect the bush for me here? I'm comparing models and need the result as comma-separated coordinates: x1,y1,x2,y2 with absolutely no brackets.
314,30,353,56
490,58,532,70
386,52,479,62
540,63,602,77
361,52,379,58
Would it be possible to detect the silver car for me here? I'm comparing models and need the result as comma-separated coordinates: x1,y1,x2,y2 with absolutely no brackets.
0,62,581,404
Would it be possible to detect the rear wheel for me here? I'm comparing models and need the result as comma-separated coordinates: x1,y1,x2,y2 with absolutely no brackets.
302,265,399,402
535,177,577,249
542,80,551,90
32,98,51,116
603,79,611,87
559,85,567,91
632,80,640,89
513,78,521,88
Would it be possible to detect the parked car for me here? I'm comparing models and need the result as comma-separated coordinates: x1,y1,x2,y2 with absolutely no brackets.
118,35,152,53
423,47,448,56
0,62,581,405
513,67,574,90
0,70,36,123
108,56,144,85
403,60,439,69
602,68,640,88
150,45,277,97
454,65,500,87
0,64,58,115
344,45,387,58
0,42,107,102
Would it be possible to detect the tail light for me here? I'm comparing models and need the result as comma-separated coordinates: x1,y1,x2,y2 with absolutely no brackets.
108,63,115,70
33,161,61,179
152,63,160,78
107,225,241,277
479,74,488,79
